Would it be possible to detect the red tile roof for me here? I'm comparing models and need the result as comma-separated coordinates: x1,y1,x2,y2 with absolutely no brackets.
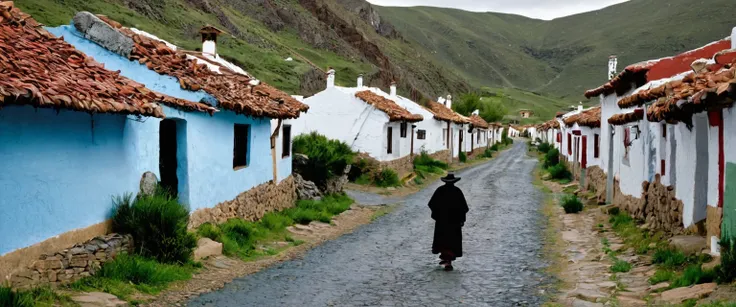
354,90,423,122
91,14,308,119
537,119,560,130
584,40,731,99
0,3,213,118
424,100,467,124
563,107,601,128
608,109,644,126
468,114,489,129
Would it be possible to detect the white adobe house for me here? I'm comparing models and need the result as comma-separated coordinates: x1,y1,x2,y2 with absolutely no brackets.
584,36,734,252
559,107,602,183
507,125,521,137
467,111,491,154
291,73,423,173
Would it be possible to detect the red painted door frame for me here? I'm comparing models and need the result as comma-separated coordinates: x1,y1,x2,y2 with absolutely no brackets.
710,110,725,208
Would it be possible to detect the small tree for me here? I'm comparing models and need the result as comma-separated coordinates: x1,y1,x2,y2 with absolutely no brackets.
293,132,355,188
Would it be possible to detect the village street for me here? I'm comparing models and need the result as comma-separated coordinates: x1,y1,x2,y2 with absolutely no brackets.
188,142,552,307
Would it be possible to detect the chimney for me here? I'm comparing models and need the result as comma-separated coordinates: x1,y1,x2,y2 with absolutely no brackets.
357,74,363,88
390,81,397,97
608,55,618,80
732,27,736,49
472,109,480,116
200,25,223,57
326,67,336,88
446,94,453,110
578,103,584,111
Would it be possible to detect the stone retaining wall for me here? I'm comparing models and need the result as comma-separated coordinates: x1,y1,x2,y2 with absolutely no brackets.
189,176,297,228
10,234,133,288
379,155,414,176
584,166,607,204
467,147,487,158
643,175,685,234
427,149,451,164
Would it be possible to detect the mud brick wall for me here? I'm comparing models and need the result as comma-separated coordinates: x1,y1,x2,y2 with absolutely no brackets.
612,179,647,220
642,175,685,234
189,176,297,228
468,147,487,159
428,150,451,164
584,166,607,204
10,234,132,288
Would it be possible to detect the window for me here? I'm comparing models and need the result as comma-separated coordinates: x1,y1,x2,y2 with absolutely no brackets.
442,128,448,145
400,122,407,138
594,134,600,158
662,124,667,138
477,131,481,143
567,133,572,155
661,159,666,176
387,127,393,154
282,125,292,158
233,124,249,169
417,129,426,140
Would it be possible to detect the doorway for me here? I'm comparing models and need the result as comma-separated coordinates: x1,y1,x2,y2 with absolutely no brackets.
160,119,179,197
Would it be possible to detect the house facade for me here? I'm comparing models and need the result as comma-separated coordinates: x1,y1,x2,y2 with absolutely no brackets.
0,7,308,282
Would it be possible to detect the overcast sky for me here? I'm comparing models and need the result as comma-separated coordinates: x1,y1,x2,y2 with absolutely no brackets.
366,0,629,20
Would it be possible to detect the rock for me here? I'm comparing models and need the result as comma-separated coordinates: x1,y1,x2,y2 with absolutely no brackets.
570,288,607,302
571,298,604,307
323,165,351,194
660,283,717,303
72,12,134,58
72,292,128,307
596,281,617,291
669,235,707,255
139,171,158,196
702,256,721,271
193,238,223,261
294,174,322,201
649,282,670,292
617,296,647,307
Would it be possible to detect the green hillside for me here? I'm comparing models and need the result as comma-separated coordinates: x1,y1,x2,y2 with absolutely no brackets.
480,87,581,125
376,0,736,100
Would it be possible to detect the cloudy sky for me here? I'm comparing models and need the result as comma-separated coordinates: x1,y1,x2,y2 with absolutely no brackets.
366,0,629,20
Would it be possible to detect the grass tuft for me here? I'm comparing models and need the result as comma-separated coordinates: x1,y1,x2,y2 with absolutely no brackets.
0,286,74,307
610,259,632,273
560,194,583,214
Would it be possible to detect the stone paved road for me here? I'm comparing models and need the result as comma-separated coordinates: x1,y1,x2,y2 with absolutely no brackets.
189,142,550,307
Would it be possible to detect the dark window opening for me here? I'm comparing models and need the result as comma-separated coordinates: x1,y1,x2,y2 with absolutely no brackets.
387,127,393,154
567,133,572,155
400,123,407,138
233,124,249,169
661,159,666,176
594,134,600,158
282,125,292,158
662,124,667,138
417,129,426,140
159,119,178,197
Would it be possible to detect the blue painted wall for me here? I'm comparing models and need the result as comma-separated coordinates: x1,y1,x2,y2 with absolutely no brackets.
0,25,283,256
0,106,138,255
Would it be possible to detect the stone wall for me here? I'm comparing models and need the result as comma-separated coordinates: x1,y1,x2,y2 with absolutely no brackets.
585,166,607,204
467,147,487,159
379,154,414,176
10,234,132,288
428,149,451,164
707,206,723,248
612,179,647,220
189,176,297,228
643,175,685,234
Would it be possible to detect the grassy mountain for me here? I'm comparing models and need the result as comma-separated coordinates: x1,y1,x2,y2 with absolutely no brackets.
480,87,578,125
376,0,736,100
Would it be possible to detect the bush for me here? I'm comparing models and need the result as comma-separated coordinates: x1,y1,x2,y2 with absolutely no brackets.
544,148,560,168
649,269,677,285
716,237,736,283
481,148,493,158
671,264,715,288
348,157,379,182
293,132,355,187
112,192,197,264
413,151,449,170
548,163,572,180
560,194,583,214
490,143,500,151
197,223,223,242
459,152,468,163
652,248,687,268
373,169,401,187
537,142,552,154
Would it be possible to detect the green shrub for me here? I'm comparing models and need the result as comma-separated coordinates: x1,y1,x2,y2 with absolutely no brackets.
544,148,560,168
260,212,294,231
537,142,552,153
348,157,378,182
197,223,223,242
111,192,197,264
652,248,687,268
354,173,372,185
548,163,572,180
490,143,500,151
373,169,401,187
649,269,677,285
611,259,632,273
413,151,449,170
481,148,493,158
459,152,468,163
671,265,715,288
716,237,736,283
0,286,71,307
293,132,355,187
560,194,583,214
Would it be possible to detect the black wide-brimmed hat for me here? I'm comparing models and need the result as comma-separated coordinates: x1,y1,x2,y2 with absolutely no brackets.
441,173,461,183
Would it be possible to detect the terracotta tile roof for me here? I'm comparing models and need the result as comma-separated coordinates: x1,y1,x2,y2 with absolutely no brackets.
0,3,214,118
608,109,644,126
89,14,308,119
563,107,601,128
468,114,489,129
537,119,560,131
621,50,736,109
425,100,467,124
585,40,732,100
646,63,736,123
354,90,422,122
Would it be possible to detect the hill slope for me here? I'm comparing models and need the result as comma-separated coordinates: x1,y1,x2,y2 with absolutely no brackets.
376,0,736,99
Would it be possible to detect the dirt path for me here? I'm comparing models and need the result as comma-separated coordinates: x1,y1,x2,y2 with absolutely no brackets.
187,141,553,306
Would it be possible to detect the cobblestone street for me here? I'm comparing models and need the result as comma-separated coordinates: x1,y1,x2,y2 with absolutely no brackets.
189,142,551,306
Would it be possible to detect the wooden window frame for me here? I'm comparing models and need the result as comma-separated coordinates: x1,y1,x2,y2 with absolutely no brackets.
400,122,408,138
417,129,426,140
